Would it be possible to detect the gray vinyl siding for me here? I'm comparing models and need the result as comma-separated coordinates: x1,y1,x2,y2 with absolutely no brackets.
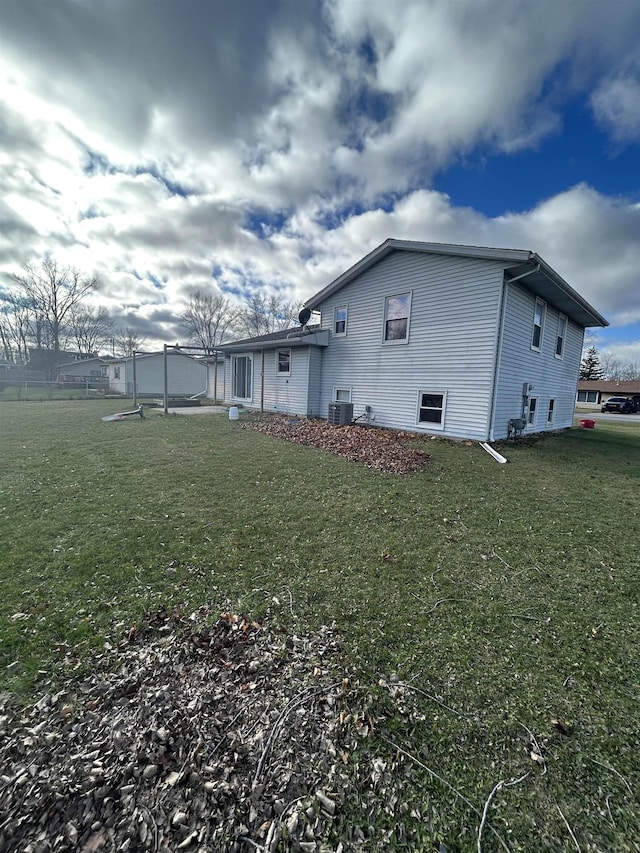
317,250,506,440
492,281,584,439
307,347,323,416
206,361,225,402
262,348,310,415
224,349,313,415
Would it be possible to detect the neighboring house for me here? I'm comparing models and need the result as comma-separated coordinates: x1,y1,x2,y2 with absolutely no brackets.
106,351,208,398
219,239,608,441
576,380,640,409
57,356,114,385
27,348,92,376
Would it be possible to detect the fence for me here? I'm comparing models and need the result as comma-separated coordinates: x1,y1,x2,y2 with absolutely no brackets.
0,373,110,400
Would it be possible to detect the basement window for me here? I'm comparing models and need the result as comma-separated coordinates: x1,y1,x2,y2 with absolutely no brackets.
334,387,352,402
531,298,546,351
417,390,446,430
276,349,291,376
547,398,556,425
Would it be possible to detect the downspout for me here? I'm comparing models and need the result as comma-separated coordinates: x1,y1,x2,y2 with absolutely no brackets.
306,343,311,416
163,344,169,414
488,265,540,441
260,350,265,413
132,350,137,407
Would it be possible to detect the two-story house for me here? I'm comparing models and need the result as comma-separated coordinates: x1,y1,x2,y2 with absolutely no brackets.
219,240,608,441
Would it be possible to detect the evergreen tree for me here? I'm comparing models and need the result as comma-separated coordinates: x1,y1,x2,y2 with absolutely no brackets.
580,346,604,380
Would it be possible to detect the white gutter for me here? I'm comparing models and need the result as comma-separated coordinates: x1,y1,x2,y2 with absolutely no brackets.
506,263,540,285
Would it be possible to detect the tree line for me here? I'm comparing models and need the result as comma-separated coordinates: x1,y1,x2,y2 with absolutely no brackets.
580,345,640,381
0,261,303,370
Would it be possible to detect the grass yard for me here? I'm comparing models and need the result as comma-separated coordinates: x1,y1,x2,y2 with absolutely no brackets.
1,401,639,851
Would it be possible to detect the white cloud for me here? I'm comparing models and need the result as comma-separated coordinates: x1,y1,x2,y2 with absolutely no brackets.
1,0,640,362
591,73,640,141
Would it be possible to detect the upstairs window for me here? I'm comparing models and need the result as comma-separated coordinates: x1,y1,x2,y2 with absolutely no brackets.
334,306,347,336
276,349,291,376
531,298,545,351
383,292,411,343
555,314,567,358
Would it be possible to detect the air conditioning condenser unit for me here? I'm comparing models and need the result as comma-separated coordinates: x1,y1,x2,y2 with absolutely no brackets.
328,402,353,426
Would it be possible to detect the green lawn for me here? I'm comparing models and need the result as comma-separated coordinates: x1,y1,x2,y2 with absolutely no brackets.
1,401,639,850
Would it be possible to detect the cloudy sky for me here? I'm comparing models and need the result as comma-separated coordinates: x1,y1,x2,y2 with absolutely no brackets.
1,0,639,359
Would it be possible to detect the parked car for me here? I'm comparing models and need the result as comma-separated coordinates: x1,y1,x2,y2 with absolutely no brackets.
601,396,638,413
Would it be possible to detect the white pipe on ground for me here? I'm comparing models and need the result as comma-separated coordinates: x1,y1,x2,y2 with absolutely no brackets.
479,442,508,463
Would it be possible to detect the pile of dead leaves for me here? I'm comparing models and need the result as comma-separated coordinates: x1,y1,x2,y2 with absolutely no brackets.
242,416,431,475
0,608,421,853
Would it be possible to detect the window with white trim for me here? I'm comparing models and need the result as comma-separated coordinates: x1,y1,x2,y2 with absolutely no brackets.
531,298,546,351
333,387,352,402
276,349,291,376
547,397,556,425
576,390,599,403
383,292,411,343
231,355,252,400
334,306,347,336
527,396,538,427
417,390,446,429
555,314,567,358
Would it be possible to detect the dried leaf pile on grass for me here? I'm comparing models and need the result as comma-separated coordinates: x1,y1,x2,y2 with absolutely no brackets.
242,416,432,474
0,608,428,853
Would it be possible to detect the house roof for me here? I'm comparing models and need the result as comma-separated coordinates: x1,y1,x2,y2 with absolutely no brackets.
578,379,640,394
108,350,202,364
304,239,608,329
57,356,115,368
218,325,328,353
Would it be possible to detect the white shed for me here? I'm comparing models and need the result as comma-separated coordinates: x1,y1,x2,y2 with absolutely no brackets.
106,352,208,398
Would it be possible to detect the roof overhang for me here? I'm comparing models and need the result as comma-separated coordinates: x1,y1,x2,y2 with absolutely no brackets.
503,255,608,328
305,239,608,328
219,330,329,353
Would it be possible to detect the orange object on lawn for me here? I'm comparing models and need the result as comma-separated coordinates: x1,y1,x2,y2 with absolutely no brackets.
580,419,596,429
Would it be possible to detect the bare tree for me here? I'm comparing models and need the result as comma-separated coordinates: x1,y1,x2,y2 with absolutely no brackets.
601,350,640,381
10,260,99,356
114,327,147,357
236,293,303,338
180,291,238,353
599,351,619,380
68,305,115,355
0,290,31,363
621,360,640,380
